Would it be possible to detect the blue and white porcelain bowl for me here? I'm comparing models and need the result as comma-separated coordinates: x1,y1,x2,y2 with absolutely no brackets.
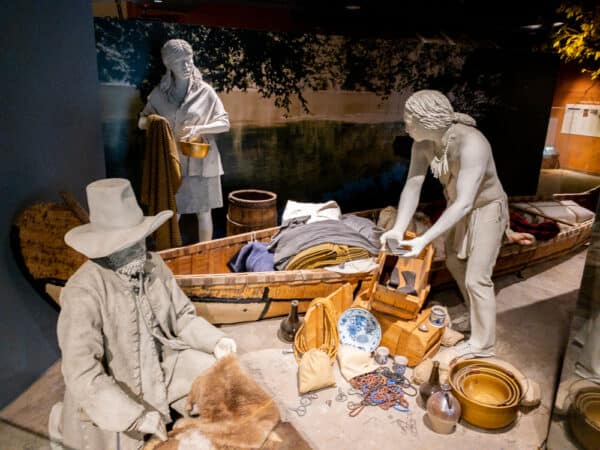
338,308,382,353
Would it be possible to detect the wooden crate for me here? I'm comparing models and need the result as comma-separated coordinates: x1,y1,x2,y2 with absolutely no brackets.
371,242,434,320
373,307,444,367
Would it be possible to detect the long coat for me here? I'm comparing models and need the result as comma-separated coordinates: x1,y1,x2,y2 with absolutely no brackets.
142,79,229,178
56,253,225,450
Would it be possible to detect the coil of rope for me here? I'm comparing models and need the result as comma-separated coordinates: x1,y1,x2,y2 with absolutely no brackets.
293,296,339,362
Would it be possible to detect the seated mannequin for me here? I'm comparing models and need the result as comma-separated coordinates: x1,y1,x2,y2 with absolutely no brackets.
139,39,230,242
381,90,508,358
49,178,237,450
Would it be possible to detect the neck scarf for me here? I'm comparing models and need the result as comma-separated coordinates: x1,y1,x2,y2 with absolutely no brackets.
93,241,147,279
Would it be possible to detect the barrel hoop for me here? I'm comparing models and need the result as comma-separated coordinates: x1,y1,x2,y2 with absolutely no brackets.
226,214,276,229
228,199,276,209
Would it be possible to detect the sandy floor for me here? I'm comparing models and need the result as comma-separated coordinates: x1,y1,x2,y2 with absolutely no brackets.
0,248,588,450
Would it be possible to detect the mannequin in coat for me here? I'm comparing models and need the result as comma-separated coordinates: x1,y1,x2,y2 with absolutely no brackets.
49,178,237,450
139,39,230,242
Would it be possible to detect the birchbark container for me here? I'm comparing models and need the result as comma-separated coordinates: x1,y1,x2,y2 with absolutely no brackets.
372,307,444,367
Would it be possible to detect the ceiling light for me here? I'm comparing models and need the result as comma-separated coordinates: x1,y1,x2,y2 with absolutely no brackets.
552,22,564,27
521,24,543,30
345,5,361,10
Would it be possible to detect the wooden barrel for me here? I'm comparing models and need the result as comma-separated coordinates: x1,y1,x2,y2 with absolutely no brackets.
226,189,278,236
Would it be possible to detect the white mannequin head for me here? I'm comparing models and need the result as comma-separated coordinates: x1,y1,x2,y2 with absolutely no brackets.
159,39,202,96
404,90,476,142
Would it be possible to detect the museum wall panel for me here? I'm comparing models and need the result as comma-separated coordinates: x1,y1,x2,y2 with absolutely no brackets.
0,1,105,407
551,64,600,174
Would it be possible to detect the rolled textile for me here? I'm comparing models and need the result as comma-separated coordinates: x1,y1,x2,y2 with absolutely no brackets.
285,243,369,270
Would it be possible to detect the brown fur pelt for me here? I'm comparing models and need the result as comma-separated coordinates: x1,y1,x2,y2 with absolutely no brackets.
145,354,281,450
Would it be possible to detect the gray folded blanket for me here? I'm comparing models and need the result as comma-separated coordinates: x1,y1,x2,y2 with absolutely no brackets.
268,214,383,270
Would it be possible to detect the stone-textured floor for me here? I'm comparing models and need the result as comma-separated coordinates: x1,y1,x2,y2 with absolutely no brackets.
0,249,588,449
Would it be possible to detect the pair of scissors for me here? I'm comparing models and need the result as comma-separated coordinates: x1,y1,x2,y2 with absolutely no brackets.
335,387,348,402
288,393,318,416
347,399,369,417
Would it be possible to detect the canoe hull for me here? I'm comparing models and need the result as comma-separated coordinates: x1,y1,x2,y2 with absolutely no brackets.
20,193,594,325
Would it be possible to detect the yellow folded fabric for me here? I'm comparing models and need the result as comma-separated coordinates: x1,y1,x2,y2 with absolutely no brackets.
285,243,369,270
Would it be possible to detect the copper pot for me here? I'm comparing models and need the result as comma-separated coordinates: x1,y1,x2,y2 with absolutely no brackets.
179,139,210,158
569,387,600,450
449,359,521,430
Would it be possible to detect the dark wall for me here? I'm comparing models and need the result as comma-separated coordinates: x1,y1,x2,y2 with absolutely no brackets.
0,1,105,407
471,50,559,196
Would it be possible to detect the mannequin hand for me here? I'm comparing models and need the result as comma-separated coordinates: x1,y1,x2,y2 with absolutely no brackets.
214,337,237,359
138,116,148,130
136,411,167,441
379,228,406,251
181,125,203,141
392,236,427,258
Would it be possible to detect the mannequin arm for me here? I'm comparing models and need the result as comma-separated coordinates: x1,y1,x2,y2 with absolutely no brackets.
418,134,487,244
182,117,230,139
380,143,428,247
396,133,488,258
181,94,230,140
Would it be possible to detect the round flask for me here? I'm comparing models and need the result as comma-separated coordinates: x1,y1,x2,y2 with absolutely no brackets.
426,384,462,434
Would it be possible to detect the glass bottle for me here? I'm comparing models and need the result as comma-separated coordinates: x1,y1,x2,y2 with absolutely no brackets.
419,360,441,404
426,383,461,434
278,300,303,343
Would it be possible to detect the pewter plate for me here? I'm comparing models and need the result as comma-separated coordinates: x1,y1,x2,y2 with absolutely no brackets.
338,308,382,353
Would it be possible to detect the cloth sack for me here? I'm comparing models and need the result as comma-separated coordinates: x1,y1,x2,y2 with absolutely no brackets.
298,349,336,394
337,344,379,382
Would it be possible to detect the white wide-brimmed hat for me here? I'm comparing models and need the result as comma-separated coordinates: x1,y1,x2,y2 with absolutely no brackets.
65,178,173,258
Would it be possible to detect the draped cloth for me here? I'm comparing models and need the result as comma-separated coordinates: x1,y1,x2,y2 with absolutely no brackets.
141,115,182,250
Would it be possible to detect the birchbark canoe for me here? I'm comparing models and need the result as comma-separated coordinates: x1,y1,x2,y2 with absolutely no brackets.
14,187,597,325
157,195,594,324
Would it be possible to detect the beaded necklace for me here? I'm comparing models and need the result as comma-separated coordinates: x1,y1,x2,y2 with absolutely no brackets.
430,124,455,179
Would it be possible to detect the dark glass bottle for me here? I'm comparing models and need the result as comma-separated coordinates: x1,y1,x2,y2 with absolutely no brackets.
278,300,303,343
419,360,442,404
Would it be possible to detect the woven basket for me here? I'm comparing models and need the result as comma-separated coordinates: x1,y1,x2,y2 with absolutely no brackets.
14,202,86,282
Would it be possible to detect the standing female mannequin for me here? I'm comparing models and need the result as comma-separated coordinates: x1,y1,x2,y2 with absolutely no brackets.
381,90,508,357
139,39,230,242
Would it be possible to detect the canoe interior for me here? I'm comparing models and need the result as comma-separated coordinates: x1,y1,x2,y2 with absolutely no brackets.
158,224,377,323
158,199,594,323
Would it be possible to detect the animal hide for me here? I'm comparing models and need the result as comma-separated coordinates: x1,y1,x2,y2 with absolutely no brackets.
145,355,281,450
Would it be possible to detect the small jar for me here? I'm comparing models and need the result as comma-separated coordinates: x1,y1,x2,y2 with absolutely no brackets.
429,305,446,328
374,346,390,365
393,355,408,375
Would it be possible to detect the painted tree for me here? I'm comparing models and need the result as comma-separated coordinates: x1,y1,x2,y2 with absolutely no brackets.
552,1,600,79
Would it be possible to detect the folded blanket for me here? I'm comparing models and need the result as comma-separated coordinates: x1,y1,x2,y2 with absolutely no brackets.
510,212,560,241
285,244,369,270
269,215,382,270
228,242,274,272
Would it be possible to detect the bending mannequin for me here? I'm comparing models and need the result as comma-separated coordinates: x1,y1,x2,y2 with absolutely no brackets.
139,39,230,242
381,90,508,358
49,179,237,450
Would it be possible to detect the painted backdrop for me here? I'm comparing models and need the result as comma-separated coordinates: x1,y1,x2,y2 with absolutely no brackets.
94,18,554,239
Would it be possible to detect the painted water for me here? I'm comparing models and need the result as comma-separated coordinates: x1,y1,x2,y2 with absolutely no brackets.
100,84,409,238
